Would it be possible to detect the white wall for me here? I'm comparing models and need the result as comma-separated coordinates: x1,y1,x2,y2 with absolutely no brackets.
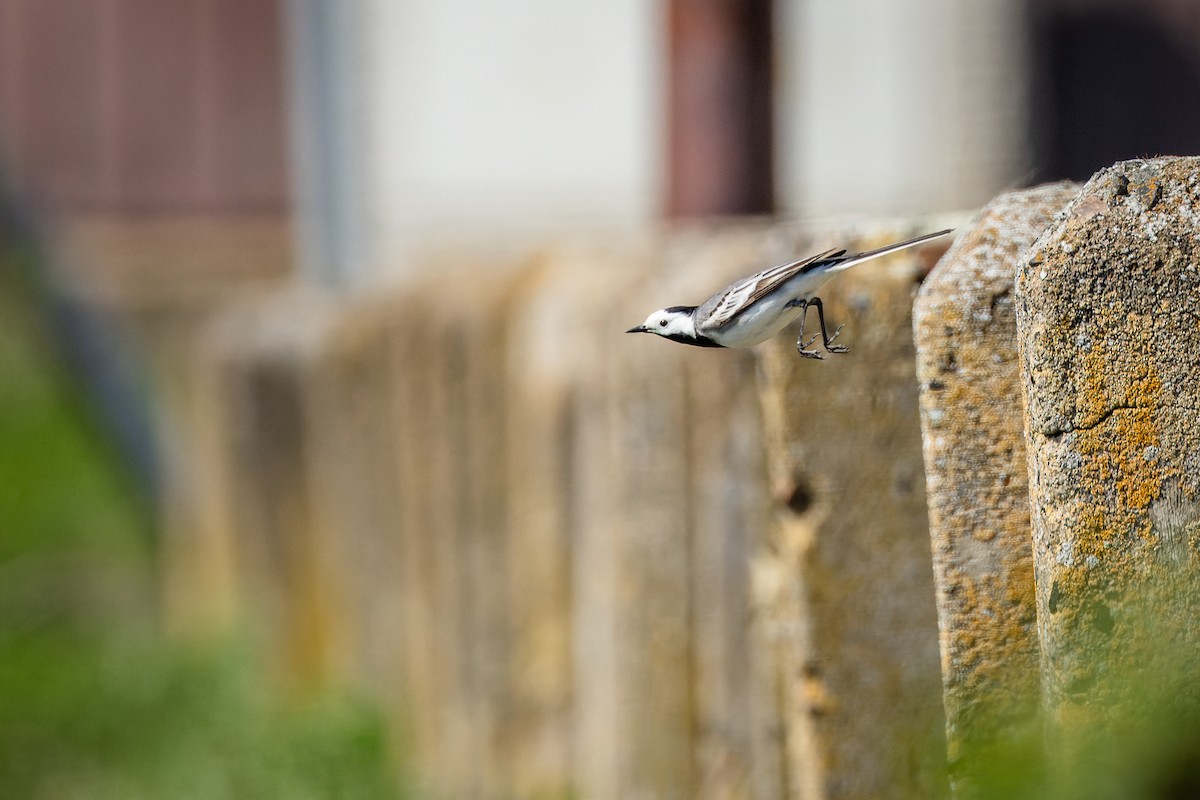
777,0,1028,218
363,0,663,269
287,0,1030,285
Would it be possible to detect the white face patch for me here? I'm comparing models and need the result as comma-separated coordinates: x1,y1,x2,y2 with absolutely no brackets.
644,309,695,339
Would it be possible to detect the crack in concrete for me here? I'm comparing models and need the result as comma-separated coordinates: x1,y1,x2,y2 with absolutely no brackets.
1040,402,1148,439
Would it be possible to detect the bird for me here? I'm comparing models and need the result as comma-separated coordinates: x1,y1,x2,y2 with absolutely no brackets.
626,229,952,358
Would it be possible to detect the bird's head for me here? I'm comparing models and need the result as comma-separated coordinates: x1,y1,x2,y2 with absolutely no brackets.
626,306,698,342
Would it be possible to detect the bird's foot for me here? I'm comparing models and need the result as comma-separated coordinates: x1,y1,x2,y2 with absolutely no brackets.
796,332,824,359
824,324,849,354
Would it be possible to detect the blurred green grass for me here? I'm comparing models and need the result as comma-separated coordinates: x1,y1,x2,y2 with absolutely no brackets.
0,242,405,799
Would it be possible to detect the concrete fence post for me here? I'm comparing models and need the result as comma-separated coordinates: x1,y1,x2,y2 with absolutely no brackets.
579,227,789,800
398,259,532,798
913,182,1079,790
200,292,349,688
503,245,646,798
1015,157,1200,763
756,225,952,800
662,229,790,799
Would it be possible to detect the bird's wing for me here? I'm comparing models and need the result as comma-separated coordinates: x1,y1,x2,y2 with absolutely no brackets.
699,248,846,328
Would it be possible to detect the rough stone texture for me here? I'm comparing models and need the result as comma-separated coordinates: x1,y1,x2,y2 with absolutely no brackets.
756,224,954,800
305,297,410,691
685,350,781,800
576,226,788,800
393,258,530,799
383,284,456,794
606,299,696,800
1015,158,1200,735
504,245,645,798
913,184,1078,776
264,290,426,695
658,228,788,800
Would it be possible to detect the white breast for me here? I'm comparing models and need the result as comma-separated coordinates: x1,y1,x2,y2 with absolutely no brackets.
701,270,835,348
709,298,804,347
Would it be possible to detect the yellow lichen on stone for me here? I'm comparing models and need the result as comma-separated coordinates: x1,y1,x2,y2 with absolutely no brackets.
1074,348,1168,511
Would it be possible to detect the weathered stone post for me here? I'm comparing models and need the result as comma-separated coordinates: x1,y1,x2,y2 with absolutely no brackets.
503,246,646,798
397,258,530,799
756,225,952,800
664,229,788,800
305,295,412,691
913,183,1078,789
199,292,350,689
1015,158,1200,768
580,227,788,800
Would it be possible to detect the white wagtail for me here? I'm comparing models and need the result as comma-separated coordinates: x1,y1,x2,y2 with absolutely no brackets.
626,229,951,358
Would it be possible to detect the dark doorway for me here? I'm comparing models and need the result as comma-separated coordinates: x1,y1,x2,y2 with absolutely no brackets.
1028,4,1200,183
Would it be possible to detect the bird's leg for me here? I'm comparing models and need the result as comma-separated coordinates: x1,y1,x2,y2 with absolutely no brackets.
808,297,848,354
789,299,825,359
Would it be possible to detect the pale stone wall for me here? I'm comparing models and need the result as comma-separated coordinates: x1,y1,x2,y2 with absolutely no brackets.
115,166,1200,798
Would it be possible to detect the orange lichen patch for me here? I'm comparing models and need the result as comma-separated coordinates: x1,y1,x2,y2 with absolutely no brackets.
944,567,1038,695
1074,350,1168,511
1077,408,1162,510
1066,508,1127,571
1003,560,1038,610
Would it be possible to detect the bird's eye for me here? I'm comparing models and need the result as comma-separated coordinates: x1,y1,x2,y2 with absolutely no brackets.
659,319,668,327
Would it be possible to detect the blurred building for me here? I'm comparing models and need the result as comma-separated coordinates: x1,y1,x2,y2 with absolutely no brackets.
2,0,1199,487
4,5,1200,795
4,0,1200,289
0,0,292,309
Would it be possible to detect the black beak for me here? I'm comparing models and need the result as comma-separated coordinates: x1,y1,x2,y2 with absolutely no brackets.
626,325,649,334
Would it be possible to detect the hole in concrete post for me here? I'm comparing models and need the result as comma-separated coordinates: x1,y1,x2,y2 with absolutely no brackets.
1091,602,1115,635
786,477,814,515
939,350,958,374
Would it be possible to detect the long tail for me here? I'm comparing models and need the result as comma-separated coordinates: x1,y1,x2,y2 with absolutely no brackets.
826,228,953,273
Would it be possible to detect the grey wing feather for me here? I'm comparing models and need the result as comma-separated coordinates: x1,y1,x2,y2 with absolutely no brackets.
697,229,954,327
698,248,845,328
